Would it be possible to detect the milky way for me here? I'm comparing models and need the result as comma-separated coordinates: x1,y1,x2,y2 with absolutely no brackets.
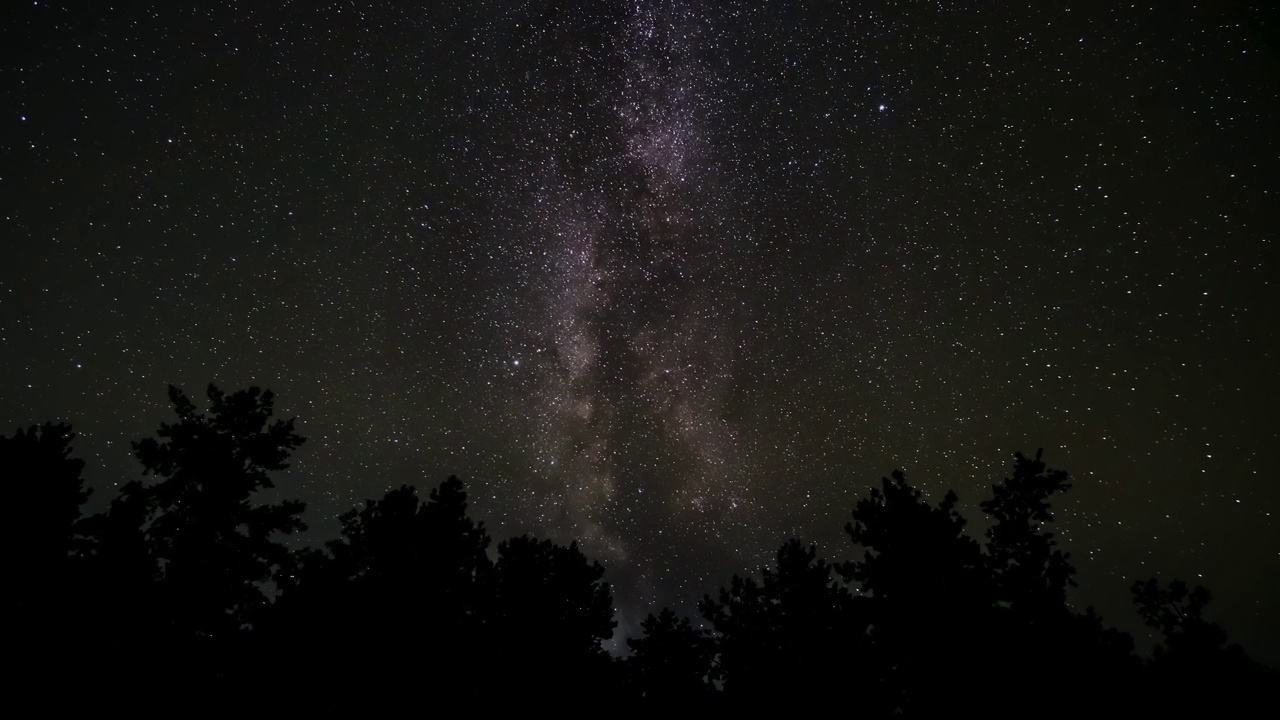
482,2,763,615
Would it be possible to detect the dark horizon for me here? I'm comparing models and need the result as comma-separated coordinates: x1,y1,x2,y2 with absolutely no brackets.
4,394,1276,713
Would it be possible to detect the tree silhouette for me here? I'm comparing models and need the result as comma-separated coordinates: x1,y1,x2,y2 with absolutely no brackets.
276,477,493,697
973,450,1128,715
1132,578,1223,654
702,539,867,707
110,384,307,680
329,477,491,613
841,470,988,715
843,470,987,605
8,381,1278,708
490,535,618,699
981,448,1075,612
1131,577,1276,713
625,607,718,705
76,480,160,656
1,423,91,683
1,422,90,593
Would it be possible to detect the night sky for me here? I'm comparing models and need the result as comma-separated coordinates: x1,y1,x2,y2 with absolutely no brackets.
3,1,1276,663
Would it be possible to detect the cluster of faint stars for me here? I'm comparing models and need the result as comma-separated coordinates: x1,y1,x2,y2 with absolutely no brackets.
0,0,1274,657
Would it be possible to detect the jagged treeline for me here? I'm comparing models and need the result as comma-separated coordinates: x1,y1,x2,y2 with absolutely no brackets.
3,385,1272,714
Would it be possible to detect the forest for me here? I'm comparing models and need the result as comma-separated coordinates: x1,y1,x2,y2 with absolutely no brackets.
5,384,1273,714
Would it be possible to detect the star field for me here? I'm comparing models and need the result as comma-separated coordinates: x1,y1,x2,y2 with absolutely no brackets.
1,1,1276,660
